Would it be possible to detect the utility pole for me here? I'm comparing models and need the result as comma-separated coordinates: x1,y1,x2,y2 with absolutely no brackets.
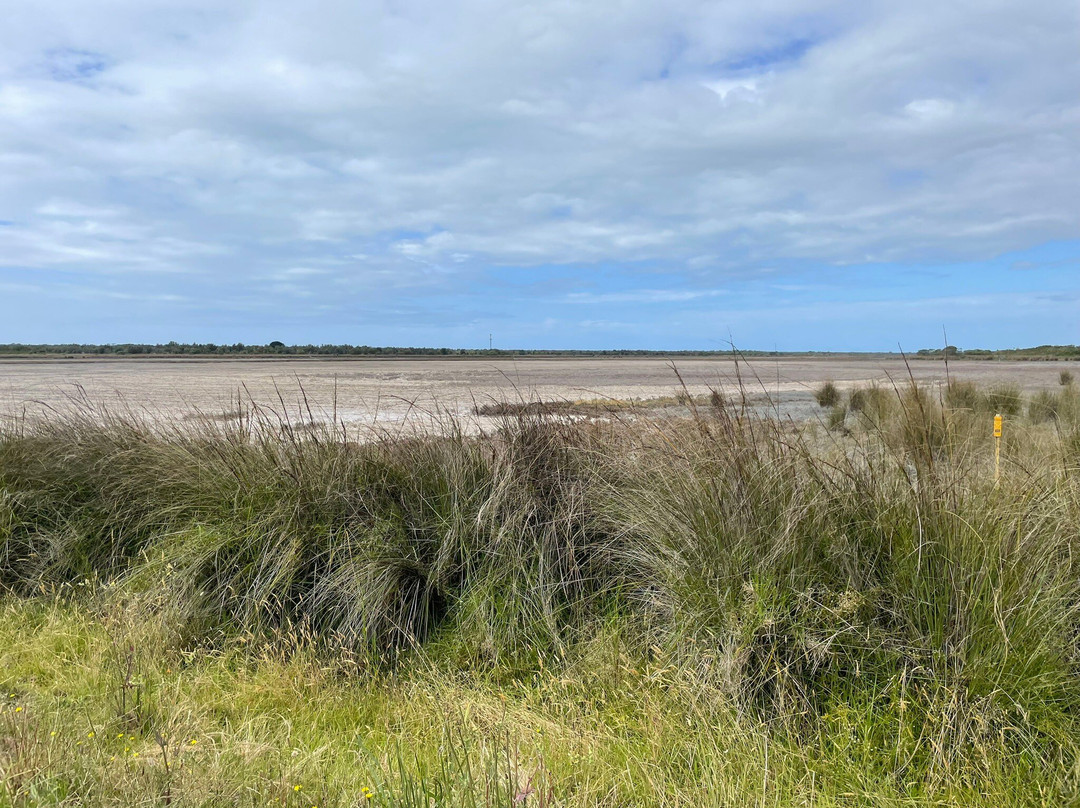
489,333,492,350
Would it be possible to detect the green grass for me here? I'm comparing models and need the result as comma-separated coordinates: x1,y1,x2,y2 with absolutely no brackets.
2,384,1080,806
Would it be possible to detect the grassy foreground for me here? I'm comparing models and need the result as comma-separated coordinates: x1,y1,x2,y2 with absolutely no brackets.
3,380,1080,806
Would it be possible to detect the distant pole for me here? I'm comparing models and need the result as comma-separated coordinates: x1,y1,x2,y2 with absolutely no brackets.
489,333,492,350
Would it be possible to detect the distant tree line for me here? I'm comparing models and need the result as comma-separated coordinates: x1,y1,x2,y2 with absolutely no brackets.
916,345,1080,360
0,342,773,358
3,342,1074,359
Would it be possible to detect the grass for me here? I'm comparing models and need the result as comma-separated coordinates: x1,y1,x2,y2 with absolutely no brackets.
814,380,841,407
3,381,1080,806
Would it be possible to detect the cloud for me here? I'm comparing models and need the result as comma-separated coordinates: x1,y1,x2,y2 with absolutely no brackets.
0,0,1077,345
566,288,727,304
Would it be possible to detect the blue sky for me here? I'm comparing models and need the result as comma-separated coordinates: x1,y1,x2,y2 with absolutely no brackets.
1,0,1078,350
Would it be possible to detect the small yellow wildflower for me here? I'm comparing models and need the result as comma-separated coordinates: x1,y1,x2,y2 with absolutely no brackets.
87,732,95,739
293,785,302,792
132,752,139,759
50,731,56,736
15,706,22,713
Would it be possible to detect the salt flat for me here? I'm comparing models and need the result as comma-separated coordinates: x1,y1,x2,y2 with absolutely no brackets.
0,355,1074,428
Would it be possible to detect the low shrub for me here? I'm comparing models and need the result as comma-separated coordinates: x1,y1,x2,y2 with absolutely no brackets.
985,383,1024,416
1030,390,1061,423
944,379,981,412
815,381,841,408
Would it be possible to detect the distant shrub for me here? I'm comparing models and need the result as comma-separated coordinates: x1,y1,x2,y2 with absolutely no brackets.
815,381,841,408
1061,370,1074,387
1057,386,1080,427
1066,429,1080,470
985,384,1024,417
848,388,867,412
1029,390,1060,423
944,380,981,412
848,385,894,423
827,405,847,431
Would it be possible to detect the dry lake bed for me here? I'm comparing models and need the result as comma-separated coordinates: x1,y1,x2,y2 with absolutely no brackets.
1,355,1076,430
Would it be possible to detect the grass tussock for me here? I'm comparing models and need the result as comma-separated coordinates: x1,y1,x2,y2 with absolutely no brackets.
814,380,841,407
3,380,1080,805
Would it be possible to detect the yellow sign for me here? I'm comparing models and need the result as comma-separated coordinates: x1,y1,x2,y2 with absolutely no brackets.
993,415,1003,438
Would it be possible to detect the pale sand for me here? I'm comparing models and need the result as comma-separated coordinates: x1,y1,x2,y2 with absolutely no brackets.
1,356,1075,429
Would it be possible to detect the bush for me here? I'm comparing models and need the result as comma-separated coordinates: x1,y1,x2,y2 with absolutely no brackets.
815,381,841,408
1061,370,1075,386
848,385,894,423
827,405,847,431
985,383,1024,416
944,380,981,412
1030,390,1061,423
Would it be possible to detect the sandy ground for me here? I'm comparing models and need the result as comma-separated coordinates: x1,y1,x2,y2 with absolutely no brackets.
1,355,1076,430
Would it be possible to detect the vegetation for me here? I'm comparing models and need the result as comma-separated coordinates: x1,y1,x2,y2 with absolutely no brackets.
813,380,841,407
3,380,1080,806
0,342,776,358
917,344,1080,360
4,341,1080,361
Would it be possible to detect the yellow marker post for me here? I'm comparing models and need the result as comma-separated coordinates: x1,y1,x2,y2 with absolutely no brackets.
993,414,1003,482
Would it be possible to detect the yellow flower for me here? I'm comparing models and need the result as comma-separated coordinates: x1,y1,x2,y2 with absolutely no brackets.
87,732,95,738
14,707,22,713
293,785,302,792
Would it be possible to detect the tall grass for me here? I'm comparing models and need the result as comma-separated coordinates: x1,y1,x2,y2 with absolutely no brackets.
3,381,1080,804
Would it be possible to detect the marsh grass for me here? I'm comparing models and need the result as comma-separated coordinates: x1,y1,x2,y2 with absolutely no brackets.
3,379,1080,805
814,380,841,408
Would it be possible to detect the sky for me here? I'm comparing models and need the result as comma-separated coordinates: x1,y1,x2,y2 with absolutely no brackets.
1,0,1078,351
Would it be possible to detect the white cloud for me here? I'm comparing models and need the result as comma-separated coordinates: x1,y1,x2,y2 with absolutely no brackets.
702,77,762,103
904,98,955,121
0,0,1076,313
566,288,727,304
